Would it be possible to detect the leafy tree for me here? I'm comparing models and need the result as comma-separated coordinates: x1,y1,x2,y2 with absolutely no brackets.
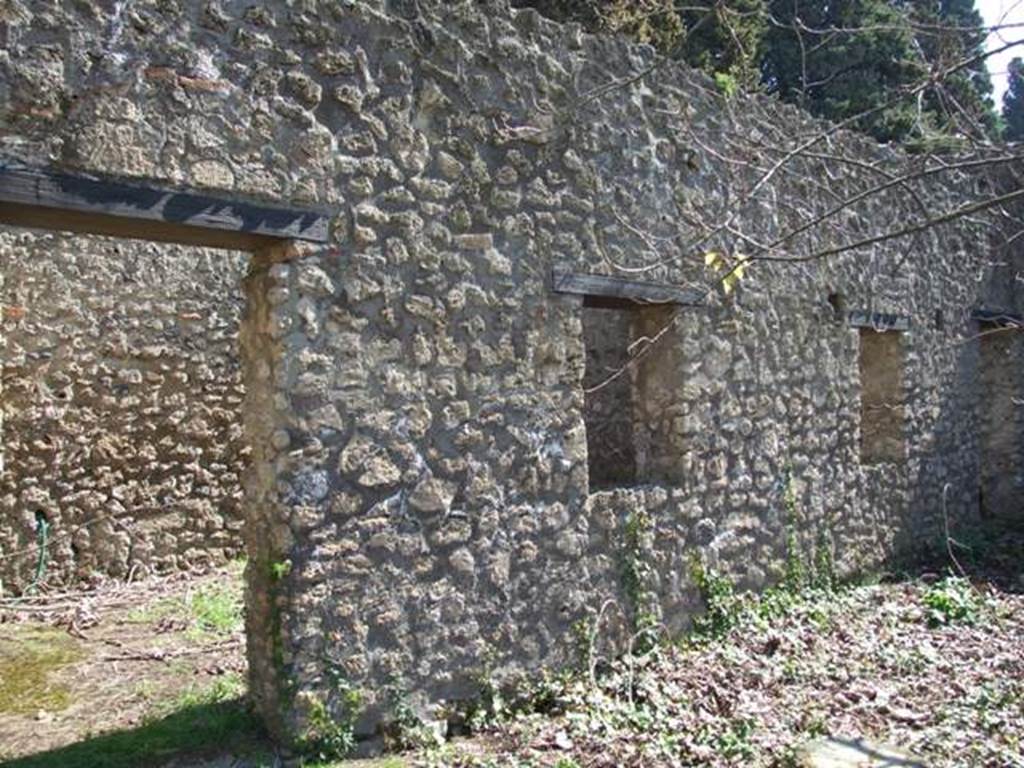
516,0,996,144
904,0,997,140
760,0,925,141
1003,57,1024,141
512,0,766,86
678,0,767,88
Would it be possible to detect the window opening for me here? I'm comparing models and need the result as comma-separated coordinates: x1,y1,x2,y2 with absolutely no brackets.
978,330,1018,518
858,328,905,463
581,304,677,490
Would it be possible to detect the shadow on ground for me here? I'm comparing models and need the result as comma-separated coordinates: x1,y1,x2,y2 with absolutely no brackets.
0,697,270,768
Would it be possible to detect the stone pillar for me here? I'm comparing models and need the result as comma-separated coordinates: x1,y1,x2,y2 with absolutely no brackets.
239,241,369,748
239,241,320,744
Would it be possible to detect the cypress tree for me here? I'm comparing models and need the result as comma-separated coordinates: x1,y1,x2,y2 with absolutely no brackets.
1003,58,1024,141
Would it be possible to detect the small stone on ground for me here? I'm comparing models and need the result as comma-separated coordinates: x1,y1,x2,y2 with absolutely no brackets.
798,736,926,767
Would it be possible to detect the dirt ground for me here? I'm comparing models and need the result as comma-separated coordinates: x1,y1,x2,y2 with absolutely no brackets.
0,534,1021,768
0,561,256,766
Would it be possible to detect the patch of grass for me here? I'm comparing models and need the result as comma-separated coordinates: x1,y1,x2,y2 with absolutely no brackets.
188,582,244,638
125,596,181,625
126,580,244,640
0,627,84,715
2,674,265,768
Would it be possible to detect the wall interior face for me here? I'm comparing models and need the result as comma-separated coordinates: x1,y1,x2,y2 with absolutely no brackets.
1,0,1022,746
858,329,906,464
582,306,638,488
0,229,248,590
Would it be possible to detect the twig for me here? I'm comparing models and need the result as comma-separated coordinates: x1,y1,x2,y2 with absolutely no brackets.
101,639,242,662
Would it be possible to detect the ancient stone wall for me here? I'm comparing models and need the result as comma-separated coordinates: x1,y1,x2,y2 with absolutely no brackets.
0,229,248,590
1,0,1021,748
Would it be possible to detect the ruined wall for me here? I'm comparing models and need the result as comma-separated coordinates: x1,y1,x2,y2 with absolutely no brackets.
1,0,1021,747
0,229,248,590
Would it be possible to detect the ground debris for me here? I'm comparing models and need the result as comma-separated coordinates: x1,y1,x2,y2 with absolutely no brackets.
424,575,1024,767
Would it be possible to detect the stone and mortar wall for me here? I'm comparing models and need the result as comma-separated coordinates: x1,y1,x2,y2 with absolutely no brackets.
0,229,248,590
1,0,1022,747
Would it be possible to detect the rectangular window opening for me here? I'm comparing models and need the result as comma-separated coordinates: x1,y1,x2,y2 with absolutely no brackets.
978,330,1018,518
583,307,638,489
858,328,906,464
581,304,676,491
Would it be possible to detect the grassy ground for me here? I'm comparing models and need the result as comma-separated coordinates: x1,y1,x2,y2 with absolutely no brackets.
0,530,1021,768
0,560,258,767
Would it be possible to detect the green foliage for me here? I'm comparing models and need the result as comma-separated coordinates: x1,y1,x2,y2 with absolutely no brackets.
297,662,364,762
383,677,441,751
302,695,359,761
269,559,292,582
127,581,243,640
762,0,924,141
688,474,838,642
922,575,981,627
463,661,571,734
515,0,765,84
811,529,836,591
910,0,996,139
0,627,83,716
1003,58,1024,141
689,557,744,638
571,615,596,675
680,0,767,87
714,72,739,98
619,509,659,652
519,0,997,144
712,717,756,760
188,583,244,638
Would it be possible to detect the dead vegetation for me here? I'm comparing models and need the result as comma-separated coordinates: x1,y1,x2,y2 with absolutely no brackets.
0,533,1021,768
426,575,1022,767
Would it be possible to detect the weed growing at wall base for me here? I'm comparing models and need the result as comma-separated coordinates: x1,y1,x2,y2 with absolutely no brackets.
922,574,983,626
619,509,659,652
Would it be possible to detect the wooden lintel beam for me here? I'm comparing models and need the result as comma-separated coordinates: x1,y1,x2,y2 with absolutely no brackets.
846,310,911,331
0,201,275,251
972,308,1023,328
552,268,703,307
0,163,330,247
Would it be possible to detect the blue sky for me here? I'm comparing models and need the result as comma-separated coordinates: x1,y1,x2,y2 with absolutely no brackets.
978,0,1024,105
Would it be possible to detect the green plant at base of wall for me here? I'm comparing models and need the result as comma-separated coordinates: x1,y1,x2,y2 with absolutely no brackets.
382,676,441,751
619,509,659,653
922,574,981,627
296,665,364,763
570,615,596,676
780,464,808,591
298,695,359,762
811,529,836,592
689,556,743,639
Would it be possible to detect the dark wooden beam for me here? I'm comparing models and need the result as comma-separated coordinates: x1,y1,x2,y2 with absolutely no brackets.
846,310,911,332
0,163,330,249
972,307,1023,328
552,268,703,307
